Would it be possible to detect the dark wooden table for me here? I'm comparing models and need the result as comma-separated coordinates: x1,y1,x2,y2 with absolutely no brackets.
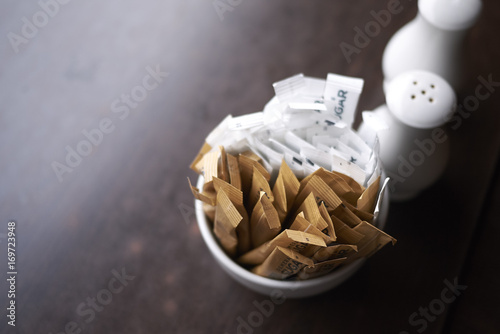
1,1,499,333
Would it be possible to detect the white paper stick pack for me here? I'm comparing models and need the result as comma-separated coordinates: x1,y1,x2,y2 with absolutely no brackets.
202,73,379,187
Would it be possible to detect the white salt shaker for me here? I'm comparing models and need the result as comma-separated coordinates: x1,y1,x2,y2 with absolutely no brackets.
359,70,456,201
382,0,482,91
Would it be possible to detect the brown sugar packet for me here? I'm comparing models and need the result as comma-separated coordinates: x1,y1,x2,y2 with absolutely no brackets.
296,192,329,232
357,176,381,213
187,147,222,206
331,203,362,228
248,166,274,212
213,177,251,254
190,141,212,173
318,202,336,242
250,191,281,248
204,149,221,180
226,153,242,190
187,177,216,206
330,214,365,245
297,257,347,280
289,213,332,244
202,148,221,190
240,150,263,163
203,202,216,223
346,221,396,263
252,246,314,280
272,160,300,223
214,189,242,257
238,229,326,266
313,244,358,262
294,175,343,216
331,170,365,198
218,146,230,183
238,154,271,198
299,168,359,206
342,201,374,223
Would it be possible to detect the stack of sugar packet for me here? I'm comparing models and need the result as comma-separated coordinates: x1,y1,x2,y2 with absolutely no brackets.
189,73,396,280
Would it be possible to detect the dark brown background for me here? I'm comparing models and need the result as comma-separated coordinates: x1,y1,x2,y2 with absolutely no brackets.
1,0,499,333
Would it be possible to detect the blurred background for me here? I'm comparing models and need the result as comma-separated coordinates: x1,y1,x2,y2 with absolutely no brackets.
1,0,499,333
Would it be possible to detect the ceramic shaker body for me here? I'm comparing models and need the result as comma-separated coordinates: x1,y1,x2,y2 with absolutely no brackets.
382,0,482,91
359,70,456,201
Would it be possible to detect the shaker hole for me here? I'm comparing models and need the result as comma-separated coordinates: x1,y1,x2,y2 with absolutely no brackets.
430,84,435,89
421,90,426,95
413,81,418,85
411,95,416,99
429,98,434,103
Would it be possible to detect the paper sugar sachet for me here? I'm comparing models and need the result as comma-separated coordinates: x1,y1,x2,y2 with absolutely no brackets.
329,214,365,245
248,166,274,212
294,175,343,215
213,177,251,254
289,212,332,245
239,154,270,189
250,191,281,248
226,153,242,190
213,189,242,257
342,201,374,224
188,149,220,206
357,175,381,214
318,202,336,242
345,221,397,264
332,203,362,228
313,244,358,262
272,160,300,223
295,192,330,235
238,229,325,266
252,246,314,280
299,167,359,206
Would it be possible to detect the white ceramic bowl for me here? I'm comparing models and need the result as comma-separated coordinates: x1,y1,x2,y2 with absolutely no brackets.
195,175,390,298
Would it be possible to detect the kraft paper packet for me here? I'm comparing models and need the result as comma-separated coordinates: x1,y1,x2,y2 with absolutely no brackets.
190,141,212,173
213,177,251,254
346,221,397,263
294,175,343,215
240,150,263,163
200,148,221,194
299,167,359,205
357,175,381,213
226,153,242,190
214,188,243,257
342,201,374,223
248,166,274,213
238,229,326,266
318,202,337,242
200,148,220,185
187,178,216,206
238,154,271,198
217,146,230,183
330,214,365,245
252,246,314,280
203,202,216,222
250,191,281,247
289,213,332,245
272,160,300,223
296,192,329,232
187,148,223,207
332,203,362,228
313,244,358,262
297,257,347,280
331,170,365,197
